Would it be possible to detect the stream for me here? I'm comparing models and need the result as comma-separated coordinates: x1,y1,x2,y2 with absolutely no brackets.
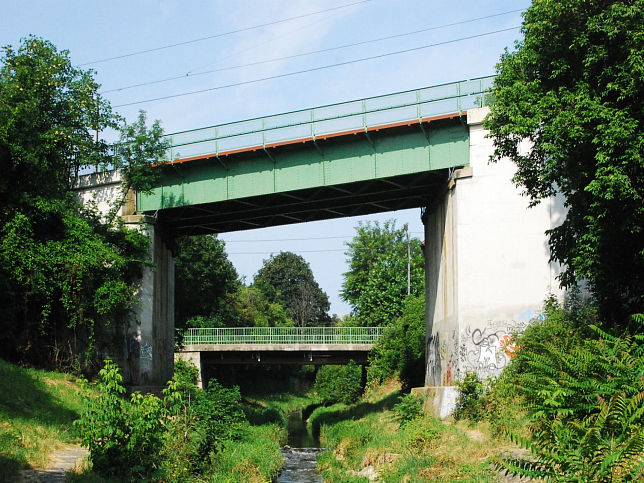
275,410,324,483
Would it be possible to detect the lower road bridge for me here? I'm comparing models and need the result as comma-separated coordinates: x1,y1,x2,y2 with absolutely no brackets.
177,327,384,386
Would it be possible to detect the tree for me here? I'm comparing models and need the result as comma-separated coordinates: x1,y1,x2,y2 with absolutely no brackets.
341,220,424,327
110,110,169,223
235,285,292,327
174,235,241,329
253,251,331,327
485,0,644,323
0,36,117,210
368,295,426,390
0,37,165,370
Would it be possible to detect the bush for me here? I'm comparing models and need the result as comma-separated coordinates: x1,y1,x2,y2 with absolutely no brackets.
496,304,644,481
453,372,486,422
161,365,248,477
77,360,254,481
368,295,425,390
392,393,424,427
314,361,362,405
75,359,165,480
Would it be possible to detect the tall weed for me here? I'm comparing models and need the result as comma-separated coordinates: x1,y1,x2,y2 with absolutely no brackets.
496,305,644,481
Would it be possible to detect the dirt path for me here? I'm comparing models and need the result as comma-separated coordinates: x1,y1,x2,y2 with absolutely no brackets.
19,445,88,482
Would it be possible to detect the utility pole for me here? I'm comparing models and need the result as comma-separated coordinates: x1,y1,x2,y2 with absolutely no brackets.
405,223,410,295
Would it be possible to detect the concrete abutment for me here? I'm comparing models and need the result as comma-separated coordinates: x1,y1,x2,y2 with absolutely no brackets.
420,107,565,417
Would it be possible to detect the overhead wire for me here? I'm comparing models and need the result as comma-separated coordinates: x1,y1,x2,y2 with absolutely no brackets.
222,232,423,243
77,0,372,66
101,8,525,94
113,25,519,108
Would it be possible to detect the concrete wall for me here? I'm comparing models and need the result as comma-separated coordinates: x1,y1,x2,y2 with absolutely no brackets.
75,170,135,219
122,215,175,391
424,107,565,387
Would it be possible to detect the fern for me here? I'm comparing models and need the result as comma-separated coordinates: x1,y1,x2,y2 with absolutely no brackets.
496,303,644,481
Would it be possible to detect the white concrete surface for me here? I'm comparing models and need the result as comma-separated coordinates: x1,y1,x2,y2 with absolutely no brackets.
424,107,565,389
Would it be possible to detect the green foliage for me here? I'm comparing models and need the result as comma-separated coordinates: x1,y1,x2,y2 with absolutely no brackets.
314,361,363,405
0,199,148,370
253,251,331,326
235,285,293,327
485,0,644,322
75,360,165,480
77,360,258,480
496,304,644,481
109,110,168,223
174,235,241,330
0,36,117,206
368,295,425,389
208,424,285,482
453,372,487,422
392,393,424,427
314,385,497,482
0,37,162,370
342,220,424,327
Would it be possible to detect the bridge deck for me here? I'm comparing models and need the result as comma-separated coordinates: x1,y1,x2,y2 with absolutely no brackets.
182,343,374,352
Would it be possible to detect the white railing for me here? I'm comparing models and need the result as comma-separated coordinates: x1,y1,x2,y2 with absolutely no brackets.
182,326,385,345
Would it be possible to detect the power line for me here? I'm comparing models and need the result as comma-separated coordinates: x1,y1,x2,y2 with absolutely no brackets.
222,232,424,243
78,0,372,66
228,248,348,255
113,25,518,108
101,8,525,94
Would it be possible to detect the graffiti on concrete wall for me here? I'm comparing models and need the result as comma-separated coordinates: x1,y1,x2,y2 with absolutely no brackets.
460,310,543,377
140,341,153,361
426,330,460,386
426,333,441,386
462,327,510,372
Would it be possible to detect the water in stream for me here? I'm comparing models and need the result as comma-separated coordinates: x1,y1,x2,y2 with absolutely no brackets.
275,410,324,483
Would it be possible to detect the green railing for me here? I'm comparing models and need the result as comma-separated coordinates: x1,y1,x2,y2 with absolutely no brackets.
182,327,385,346
165,76,495,161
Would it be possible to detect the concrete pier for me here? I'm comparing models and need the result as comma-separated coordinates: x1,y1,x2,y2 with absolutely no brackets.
422,107,565,415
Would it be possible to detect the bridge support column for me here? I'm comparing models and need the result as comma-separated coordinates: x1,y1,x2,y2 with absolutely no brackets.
175,351,203,389
122,215,175,392
420,107,565,417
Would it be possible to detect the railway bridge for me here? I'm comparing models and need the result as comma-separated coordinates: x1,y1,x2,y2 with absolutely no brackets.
77,75,563,415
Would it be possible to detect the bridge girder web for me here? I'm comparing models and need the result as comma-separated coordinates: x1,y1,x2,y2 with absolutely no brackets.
142,118,467,236
157,170,449,236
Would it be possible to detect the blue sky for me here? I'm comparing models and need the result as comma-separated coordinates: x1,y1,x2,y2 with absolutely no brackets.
1,0,527,316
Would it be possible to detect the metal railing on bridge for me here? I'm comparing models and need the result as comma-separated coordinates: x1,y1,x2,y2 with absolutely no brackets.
182,326,385,346
166,76,495,161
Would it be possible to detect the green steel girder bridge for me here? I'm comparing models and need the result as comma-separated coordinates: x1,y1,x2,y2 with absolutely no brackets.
179,326,384,365
138,76,494,236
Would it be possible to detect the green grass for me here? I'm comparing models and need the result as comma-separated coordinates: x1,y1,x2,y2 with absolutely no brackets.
312,381,514,482
0,358,92,481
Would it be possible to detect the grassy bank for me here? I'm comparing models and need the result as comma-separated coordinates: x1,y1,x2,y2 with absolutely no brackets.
0,358,91,480
310,381,515,482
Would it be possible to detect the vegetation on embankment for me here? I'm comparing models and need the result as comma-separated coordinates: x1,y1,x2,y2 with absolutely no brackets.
310,380,512,482
69,360,287,482
0,358,93,480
